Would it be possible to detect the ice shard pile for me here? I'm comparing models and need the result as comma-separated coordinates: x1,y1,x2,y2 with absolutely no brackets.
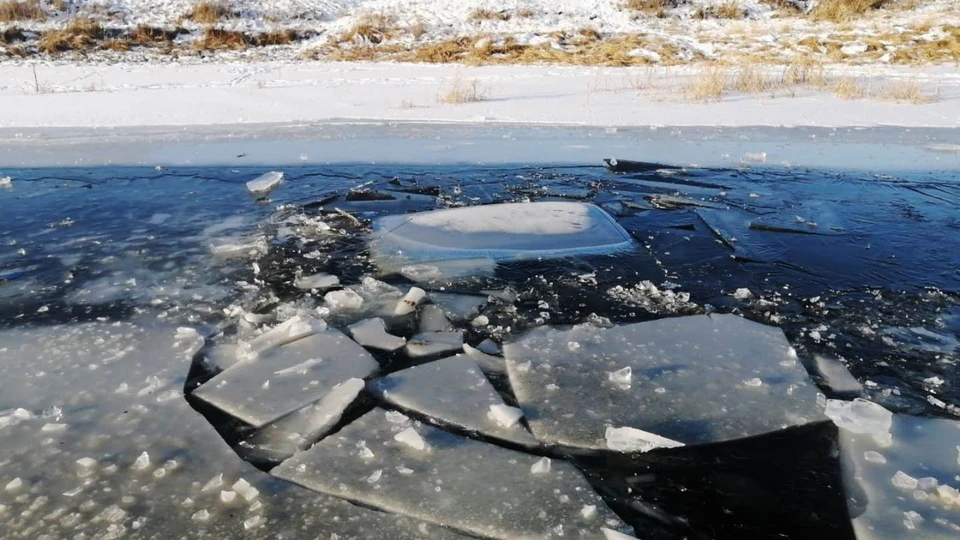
504,314,825,449
825,399,960,538
192,328,379,428
273,409,631,539
370,202,634,277
368,355,539,447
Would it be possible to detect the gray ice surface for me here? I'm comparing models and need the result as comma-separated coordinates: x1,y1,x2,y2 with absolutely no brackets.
273,408,630,539
369,355,539,447
192,328,379,428
504,314,826,449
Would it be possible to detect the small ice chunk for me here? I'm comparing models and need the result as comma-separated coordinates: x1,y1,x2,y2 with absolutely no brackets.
811,356,862,397
220,490,237,503
470,315,490,327
824,399,892,436
732,288,753,300
605,426,685,453
132,452,150,471
348,318,406,351
608,367,632,386
530,457,551,474
743,378,763,387
325,289,364,312
294,273,339,291
192,509,211,522
581,504,597,520
404,331,463,358
892,471,919,490
246,171,284,195
367,469,383,483
863,450,886,464
476,339,501,355
418,305,453,333
247,315,325,354
201,474,224,492
231,479,259,501
393,427,428,451
76,457,98,476
41,422,67,432
0,176,11,188
917,477,939,492
936,485,959,505
394,287,426,315
488,404,524,428
602,528,637,539
6,477,23,491
243,515,264,530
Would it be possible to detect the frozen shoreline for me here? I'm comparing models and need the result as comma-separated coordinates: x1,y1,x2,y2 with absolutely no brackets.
0,61,958,132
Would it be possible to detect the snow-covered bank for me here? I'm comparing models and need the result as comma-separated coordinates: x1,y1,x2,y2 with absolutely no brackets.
1,61,958,129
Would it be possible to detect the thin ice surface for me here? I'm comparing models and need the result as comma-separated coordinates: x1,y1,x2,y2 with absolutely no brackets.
370,202,633,273
192,329,378,428
826,399,960,538
272,408,629,539
504,314,825,448
368,355,538,447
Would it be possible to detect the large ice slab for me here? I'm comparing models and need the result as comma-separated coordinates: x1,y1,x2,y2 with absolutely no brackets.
272,409,630,539
368,355,539,447
192,329,379,428
504,314,825,449
826,399,960,538
370,202,634,273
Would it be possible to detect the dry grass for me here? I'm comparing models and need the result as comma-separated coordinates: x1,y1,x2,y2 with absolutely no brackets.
878,79,933,102
338,12,397,44
100,39,130,52
194,27,248,50
695,2,746,19
0,0,45,22
184,1,230,24
256,29,297,46
38,18,105,54
623,0,677,18
468,8,511,22
684,66,728,101
408,18,426,40
438,75,486,104
810,0,887,22
781,57,827,87
128,25,178,45
832,75,867,98
731,64,777,93
516,8,537,18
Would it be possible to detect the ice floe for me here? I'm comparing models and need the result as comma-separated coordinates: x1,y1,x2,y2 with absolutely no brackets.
504,314,825,449
404,331,464,358
246,171,284,196
348,317,406,351
192,328,378,428
368,355,538,447
371,202,633,277
273,408,630,539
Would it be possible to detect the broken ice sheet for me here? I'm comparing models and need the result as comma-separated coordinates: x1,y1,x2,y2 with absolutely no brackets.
273,409,630,539
428,293,488,323
368,355,538,447
504,314,825,449
239,378,365,463
370,202,634,275
826,398,960,538
405,331,463,358
348,318,406,352
192,329,378,428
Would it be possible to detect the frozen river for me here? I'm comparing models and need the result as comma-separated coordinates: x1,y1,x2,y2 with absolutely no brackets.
1,124,959,539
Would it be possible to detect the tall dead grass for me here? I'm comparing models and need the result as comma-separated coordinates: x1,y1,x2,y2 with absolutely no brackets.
193,27,248,50
38,18,104,54
438,74,486,104
337,12,397,44
810,0,887,22
0,0,45,22
184,1,230,24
